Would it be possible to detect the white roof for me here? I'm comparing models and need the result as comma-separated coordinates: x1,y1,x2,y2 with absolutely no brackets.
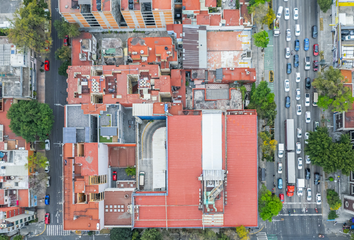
202,110,222,170
132,103,153,116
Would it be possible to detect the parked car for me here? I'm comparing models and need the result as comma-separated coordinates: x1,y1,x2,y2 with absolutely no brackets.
296,142,301,154
306,111,311,123
46,176,50,187
314,172,320,185
45,213,50,224
305,93,310,107
305,132,309,144
293,8,299,20
44,161,50,173
312,25,318,38
278,178,283,189
285,96,291,108
286,29,291,41
285,79,290,92
286,63,292,74
306,155,311,164
316,193,321,204
296,104,302,116
279,193,284,203
44,60,49,71
313,60,319,72
45,139,50,151
294,54,299,68
314,121,319,131
305,168,311,179
112,171,117,181
304,38,309,51
296,72,300,82
307,188,312,201
344,35,354,41
296,88,300,100
313,44,319,56
298,157,303,169
64,35,69,46
297,128,302,138
278,162,283,174
305,77,311,89
294,39,300,51
45,195,50,205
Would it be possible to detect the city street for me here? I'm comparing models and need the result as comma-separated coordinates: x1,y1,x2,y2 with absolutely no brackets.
43,0,67,233
265,0,325,237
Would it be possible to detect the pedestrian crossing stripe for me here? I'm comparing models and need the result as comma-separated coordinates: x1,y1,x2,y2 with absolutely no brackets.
46,224,71,236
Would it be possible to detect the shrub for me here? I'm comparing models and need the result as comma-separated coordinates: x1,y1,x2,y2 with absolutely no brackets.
328,210,338,220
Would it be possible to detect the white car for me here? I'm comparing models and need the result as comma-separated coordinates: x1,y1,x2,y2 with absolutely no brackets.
297,128,302,138
278,162,283,174
45,161,50,173
293,8,299,20
307,188,312,201
305,132,309,144
46,176,51,187
296,104,302,115
306,155,311,164
285,79,290,92
45,139,50,151
285,47,290,59
305,93,310,107
284,8,290,20
296,72,300,82
297,187,303,196
286,29,291,42
295,24,300,37
296,88,300,101
296,142,301,154
316,193,321,205
298,157,303,169
306,111,311,123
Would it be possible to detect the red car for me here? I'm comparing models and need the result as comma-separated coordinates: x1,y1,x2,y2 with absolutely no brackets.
45,213,50,224
313,44,319,56
44,60,49,71
64,35,69,46
279,193,284,203
313,60,319,72
112,171,117,181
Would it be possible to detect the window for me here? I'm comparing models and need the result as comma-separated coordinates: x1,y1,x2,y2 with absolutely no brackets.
15,221,18,225
14,182,18,187
20,219,23,223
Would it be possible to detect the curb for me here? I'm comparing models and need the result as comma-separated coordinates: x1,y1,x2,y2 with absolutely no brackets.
34,224,46,237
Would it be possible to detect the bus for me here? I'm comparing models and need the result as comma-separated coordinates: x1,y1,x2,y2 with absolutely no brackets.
313,92,318,106
285,119,295,151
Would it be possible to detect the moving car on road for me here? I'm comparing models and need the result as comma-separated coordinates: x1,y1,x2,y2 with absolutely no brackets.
278,162,283,174
297,128,302,138
313,44,319,56
306,155,311,164
305,111,311,123
277,6,283,19
293,8,298,20
305,93,310,106
304,38,309,51
45,213,50,224
286,63,292,74
314,121,320,131
295,24,300,37
304,57,311,70
296,88,300,100
286,29,291,42
316,193,321,204
285,79,290,92
285,47,290,59
285,96,291,108
314,172,320,185
296,72,300,82
296,142,301,154
312,25,318,38
298,157,303,169
296,104,302,115
295,39,300,51
307,188,312,201
305,168,311,179
305,132,309,144
278,178,283,189
284,8,290,20
294,54,299,68
279,193,284,203
305,77,311,89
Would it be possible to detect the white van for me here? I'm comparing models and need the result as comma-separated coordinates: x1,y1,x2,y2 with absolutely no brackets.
295,24,300,37
139,172,145,186
313,92,318,106
277,6,284,19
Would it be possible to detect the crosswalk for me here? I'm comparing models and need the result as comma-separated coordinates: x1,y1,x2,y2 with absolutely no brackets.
46,224,71,236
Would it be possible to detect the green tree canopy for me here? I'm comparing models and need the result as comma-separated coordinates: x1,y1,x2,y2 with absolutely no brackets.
328,210,338,220
327,189,342,210
253,30,270,49
0,235,8,240
312,66,354,112
58,61,71,77
258,184,282,222
248,81,277,126
54,19,80,39
141,229,162,240
259,131,277,162
252,4,268,26
110,228,132,240
26,153,48,170
236,225,249,240
317,0,333,13
125,166,136,176
8,0,52,55
7,100,54,142
305,127,354,175
55,46,71,61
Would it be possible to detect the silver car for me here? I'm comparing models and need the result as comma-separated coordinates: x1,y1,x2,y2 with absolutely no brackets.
296,88,300,101
293,8,299,20
307,188,312,201
306,155,311,164
297,128,302,138
306,111,311,123
285,79,290,92
285,47,290,59
284,8,290,20
298,157,303,169
296,142,301,154
305,132,309,144
305,93,310,107
296,104,302,115
286,29,291,42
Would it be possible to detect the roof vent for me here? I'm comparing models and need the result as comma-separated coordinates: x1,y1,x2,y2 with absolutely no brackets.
140,50,144,54
164,47,168,50
65,5,68,8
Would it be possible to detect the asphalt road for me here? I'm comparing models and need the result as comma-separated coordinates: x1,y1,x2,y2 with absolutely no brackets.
266,0,325,237
44,0,67,227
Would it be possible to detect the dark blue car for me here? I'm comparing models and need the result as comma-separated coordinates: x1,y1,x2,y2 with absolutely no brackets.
294,54,299,68
286,63,292,74
278,178,283,189
304,38,309,51
285,96,290,108
45,195,50,205
294,40,300,51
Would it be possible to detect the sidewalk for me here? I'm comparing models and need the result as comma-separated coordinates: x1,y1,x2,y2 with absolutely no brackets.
36,56,46,104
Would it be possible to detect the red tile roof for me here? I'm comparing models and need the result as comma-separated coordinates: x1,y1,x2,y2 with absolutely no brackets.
152,0,172,9
71,32,93,67
166,24,183,40
224,9,240,26
224,114,257,226
197,14,211,25
17,189,29,207
171,69,182,87
210,14,221,26
219,68,256,83
205,0,216,7
0,189,4,205
183,0,200,10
